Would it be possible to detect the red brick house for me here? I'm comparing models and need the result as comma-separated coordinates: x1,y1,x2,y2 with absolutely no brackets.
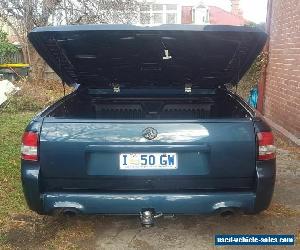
208,4,247,26
258,0,300,144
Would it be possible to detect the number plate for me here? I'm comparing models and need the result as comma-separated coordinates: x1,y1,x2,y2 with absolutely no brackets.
119,153,177,170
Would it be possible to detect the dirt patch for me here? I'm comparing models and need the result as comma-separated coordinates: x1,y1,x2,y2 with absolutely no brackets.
1,213,97,250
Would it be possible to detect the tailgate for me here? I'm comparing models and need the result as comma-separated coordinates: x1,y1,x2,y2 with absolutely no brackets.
39,119,256,191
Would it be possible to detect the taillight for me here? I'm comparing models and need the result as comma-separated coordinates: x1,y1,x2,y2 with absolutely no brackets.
257,132,276,160
21,132,39,161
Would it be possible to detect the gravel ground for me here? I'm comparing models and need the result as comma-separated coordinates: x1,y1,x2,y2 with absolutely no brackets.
3,142,299,250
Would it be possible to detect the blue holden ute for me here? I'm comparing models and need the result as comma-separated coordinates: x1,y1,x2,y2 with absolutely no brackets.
21,24,276,226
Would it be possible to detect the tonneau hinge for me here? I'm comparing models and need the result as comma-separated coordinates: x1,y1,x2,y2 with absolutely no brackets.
185,83,192,93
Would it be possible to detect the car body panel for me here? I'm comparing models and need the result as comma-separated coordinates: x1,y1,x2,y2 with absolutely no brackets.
39,120,256,178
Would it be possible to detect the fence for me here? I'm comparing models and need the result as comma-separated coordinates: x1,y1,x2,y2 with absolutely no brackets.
0,49,24,64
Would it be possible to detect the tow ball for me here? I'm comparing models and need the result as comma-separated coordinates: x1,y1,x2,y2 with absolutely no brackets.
140,209,162,227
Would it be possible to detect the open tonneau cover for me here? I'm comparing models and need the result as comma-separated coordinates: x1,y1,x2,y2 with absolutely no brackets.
29,24,267,89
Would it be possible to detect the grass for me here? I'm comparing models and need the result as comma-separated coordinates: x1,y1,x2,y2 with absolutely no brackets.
0,113,96,249
0,78,67,225
0,111,34,219
0,111,34,248
0,80,97,249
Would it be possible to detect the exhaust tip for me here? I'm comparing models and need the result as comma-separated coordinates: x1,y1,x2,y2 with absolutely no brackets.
220,210,234,217
61,208,79,217
218,207,237,217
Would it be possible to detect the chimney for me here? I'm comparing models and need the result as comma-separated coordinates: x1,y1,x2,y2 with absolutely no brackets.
231,0,243,16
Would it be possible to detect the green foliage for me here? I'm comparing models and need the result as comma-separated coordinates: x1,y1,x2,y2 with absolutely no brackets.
0,30,18,63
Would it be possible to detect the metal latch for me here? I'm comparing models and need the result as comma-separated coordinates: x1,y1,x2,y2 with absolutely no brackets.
185,83,192,93
163,49,172,60
113,83,120,93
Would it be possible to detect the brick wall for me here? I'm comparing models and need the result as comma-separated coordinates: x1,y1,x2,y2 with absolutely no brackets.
264,0,300,138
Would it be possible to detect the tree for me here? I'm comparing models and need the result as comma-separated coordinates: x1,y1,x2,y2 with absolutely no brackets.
55,0,142,25
0,30,18,63
0,0,142,79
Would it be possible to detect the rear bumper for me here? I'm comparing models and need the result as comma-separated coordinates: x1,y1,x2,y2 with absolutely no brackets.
254,159,276,213
43,191,255,214
21,160,275,215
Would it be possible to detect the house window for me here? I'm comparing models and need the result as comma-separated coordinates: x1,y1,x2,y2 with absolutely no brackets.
140,4,150,12
138,4,179,25
206,9,209,23
154,13,163,24
166,13,177,24
153,4,163,11
166,4,177,11
192,9,195,23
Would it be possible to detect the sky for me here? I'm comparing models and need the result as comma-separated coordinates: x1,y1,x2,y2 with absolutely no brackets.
202,0,268,23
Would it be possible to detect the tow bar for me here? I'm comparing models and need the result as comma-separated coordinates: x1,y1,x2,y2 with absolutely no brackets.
140,209,163,227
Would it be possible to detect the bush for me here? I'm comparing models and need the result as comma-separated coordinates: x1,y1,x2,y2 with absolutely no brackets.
0,30,18,64
2,78,73,113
